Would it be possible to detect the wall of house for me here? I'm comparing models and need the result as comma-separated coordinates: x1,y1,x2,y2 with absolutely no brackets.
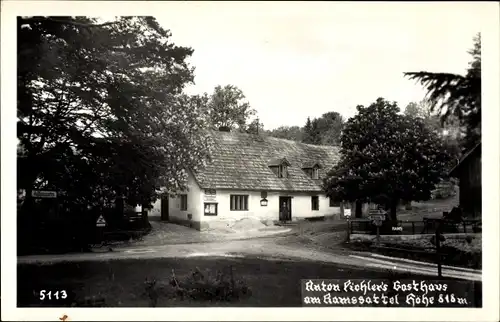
168,172,204,228
150,171,204,229
149,171,379,230
459,152,481,217
199,189,342,225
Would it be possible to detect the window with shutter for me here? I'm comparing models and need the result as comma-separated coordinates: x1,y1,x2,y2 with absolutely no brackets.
230,195,249,211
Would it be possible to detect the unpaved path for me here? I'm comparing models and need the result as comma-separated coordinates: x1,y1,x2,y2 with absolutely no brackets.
18,234,481,281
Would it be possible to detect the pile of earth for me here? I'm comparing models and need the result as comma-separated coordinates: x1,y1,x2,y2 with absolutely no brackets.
231,218,269,231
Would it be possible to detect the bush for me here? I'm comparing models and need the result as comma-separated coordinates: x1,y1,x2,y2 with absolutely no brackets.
169,266,251,302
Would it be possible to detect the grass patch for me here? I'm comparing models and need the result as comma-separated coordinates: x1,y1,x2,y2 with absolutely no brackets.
17,256,480,307
347,235,482,270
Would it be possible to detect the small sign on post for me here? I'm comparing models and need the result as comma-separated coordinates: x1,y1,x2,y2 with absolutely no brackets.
96,215,107,227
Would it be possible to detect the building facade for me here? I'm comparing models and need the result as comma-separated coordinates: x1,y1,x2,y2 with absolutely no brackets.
449,142,481,218
150,130,361,230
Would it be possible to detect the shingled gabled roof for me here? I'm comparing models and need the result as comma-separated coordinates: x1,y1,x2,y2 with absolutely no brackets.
192,130,341,192
449,141,481,177
268,157,291,167
301,161,322,169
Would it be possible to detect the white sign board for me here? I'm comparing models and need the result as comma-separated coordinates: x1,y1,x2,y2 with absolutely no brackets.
203,195,217,202
344,208,351,218
31,190,57,198
96,215,107,227
368,214,386,221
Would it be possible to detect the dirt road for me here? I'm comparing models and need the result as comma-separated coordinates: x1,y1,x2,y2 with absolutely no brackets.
18,233,481,281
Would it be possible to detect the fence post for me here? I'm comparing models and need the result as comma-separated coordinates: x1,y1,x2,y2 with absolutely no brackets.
412,222,415,235
435,220,442,278
463,221,466,234
346,219,351,242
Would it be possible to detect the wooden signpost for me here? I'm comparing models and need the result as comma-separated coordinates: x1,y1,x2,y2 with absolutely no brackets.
343,203,352,242
368,212,386,245
435,219,443,277
96,215,107,227
95,214,107,245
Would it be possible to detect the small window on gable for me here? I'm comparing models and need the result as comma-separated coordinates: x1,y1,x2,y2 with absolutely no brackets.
268,158,290,178
312,167,319,179
302,162,321,179
277,164,288,178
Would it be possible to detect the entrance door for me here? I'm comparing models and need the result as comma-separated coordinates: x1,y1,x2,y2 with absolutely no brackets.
160,196,169,221
279,196,292,222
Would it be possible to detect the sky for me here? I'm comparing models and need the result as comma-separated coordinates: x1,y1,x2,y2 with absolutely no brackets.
151,2,485,130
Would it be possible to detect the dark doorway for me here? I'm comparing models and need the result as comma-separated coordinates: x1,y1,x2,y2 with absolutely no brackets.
279,196,292,222
160,196,169,221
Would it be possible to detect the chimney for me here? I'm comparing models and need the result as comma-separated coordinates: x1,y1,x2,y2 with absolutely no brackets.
218,126,231,132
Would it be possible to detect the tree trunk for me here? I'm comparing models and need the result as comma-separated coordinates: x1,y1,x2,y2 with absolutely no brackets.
355,200,363,218
141,203,150,229
115,196,124,217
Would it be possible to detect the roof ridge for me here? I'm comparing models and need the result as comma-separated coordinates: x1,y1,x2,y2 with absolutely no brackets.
207,129,340,150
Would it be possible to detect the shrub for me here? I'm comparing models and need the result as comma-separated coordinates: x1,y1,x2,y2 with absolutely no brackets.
169,266,251,302
143,278,160,307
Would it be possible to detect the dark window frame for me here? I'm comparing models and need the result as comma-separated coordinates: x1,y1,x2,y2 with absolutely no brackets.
311,196,319,211
304,166,319,179
312,167,319,179
270,164,289,178
180,194,188,211
204,202,218,216
230,194,249,211
329,197,341,207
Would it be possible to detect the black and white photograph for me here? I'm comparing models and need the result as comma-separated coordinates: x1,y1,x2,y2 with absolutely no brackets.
2,1,499,321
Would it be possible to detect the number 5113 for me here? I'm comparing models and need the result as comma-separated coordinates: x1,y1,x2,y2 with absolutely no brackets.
39,290,67,300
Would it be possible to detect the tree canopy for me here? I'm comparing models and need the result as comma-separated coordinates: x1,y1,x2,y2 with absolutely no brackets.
405,33,481,152
404,100,462,168
17,16,213,208
266,125,304,142
323,98,452,220
205,84,256,131
301,112,344,145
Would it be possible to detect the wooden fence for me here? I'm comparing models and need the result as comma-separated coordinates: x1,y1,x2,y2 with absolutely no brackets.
348,218,482,235
347,217,482,277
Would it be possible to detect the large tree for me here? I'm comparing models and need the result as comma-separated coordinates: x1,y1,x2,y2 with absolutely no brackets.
301,112,343,146
405,33,481,152
302,117,321,144
404,100,462,168
323,98,451,221
17,16,213,210
315,111,344,146
205,84,256,131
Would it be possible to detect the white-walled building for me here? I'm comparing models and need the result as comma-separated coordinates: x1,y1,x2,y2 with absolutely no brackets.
151,130,357,230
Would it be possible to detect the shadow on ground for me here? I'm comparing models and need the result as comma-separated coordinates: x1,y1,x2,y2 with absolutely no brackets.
18,256,482,307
